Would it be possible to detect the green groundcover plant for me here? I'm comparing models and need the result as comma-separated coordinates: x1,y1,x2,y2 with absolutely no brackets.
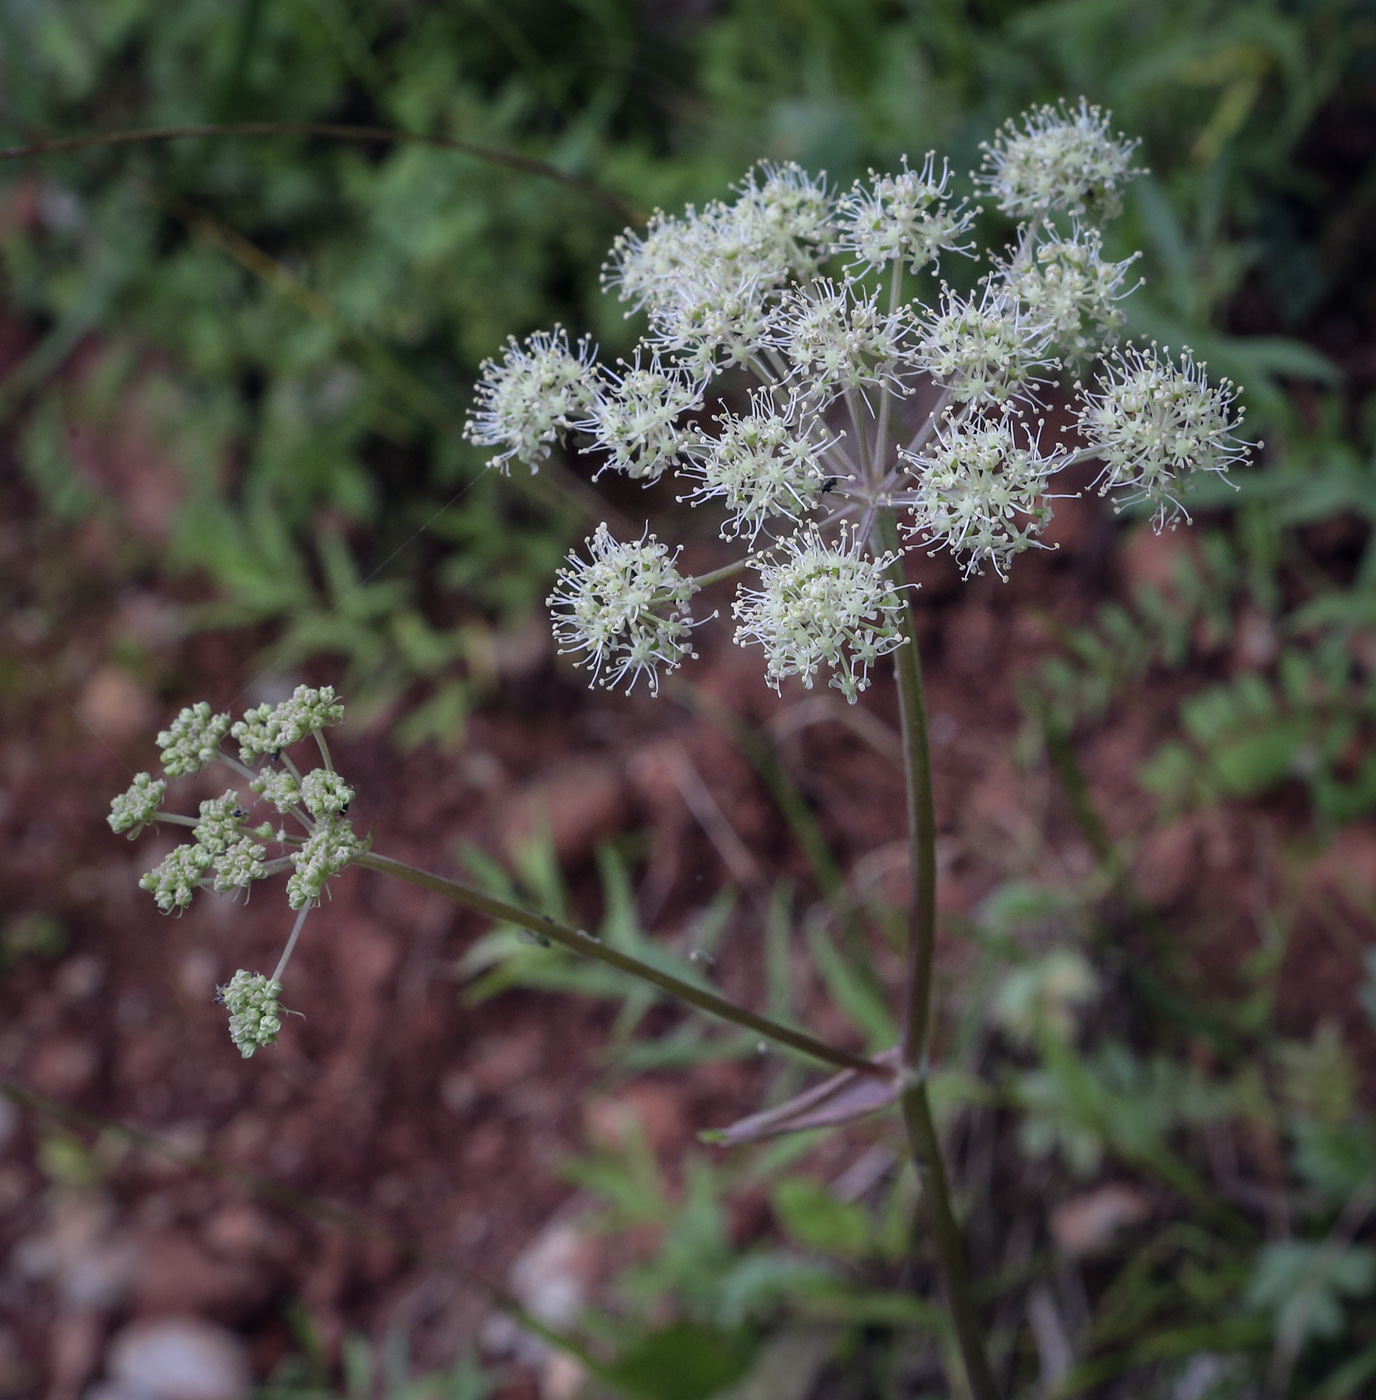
110,101,1249,1399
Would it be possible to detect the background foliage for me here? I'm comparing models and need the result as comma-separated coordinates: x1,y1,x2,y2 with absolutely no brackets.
5,0,1376,1396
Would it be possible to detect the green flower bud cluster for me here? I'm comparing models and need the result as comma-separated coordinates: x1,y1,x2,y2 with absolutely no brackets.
231,685,345,763
157,702,231,776
112,687,363,1057
286,816,361,910
108,772,166,836
218,970,283,1058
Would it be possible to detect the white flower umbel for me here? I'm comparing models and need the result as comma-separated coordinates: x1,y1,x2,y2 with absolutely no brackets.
915,285,1056,407
901,415,1063,578
1078,344,1247,527
604,166,834,371
581,354,704,483
998,224,1139,359
108,773,166,836
977,99,1142,221
733,161,836,278
157,702,231,777
548,523,699,695
286,815,361,910
231,685,345,765
679,391,833,542
838,154,976,276
774,279,911,406
218,970,283,1058
733,527,907,703
464,326,598,473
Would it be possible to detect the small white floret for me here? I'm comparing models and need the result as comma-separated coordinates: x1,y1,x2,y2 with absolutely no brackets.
838,154,976,275
1078,344,1247,528
464,326,598,473
732,526,907,703
679,391,832,542
580,354,704,483
773,279,912,406
547,523,700,696
915,285,1055,406
999,224,1139,359
901,414,1063,578
976,99,1142,221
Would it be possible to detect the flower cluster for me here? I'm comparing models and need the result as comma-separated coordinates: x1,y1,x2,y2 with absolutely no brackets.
915,286,1055,406
468,100,1248,698
581,355,704,483
463,327,597,473
604,162,834,370
977,99,1142,220
680,392,832,542
218,971,284,1059
838,154,976,275
547,524,699,695
231,685,345,763
902,417,1063,578
998,225,1138,359
1079,345,1247,527
111,687,364,1056
733,529,907,702
108,772,166,837
775,280,912,404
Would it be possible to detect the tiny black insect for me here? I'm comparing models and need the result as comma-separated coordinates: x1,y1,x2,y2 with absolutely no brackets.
213,986,226,1006
821,477,838,494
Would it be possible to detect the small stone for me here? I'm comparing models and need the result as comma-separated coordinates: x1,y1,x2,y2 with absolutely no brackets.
106,1317,250,1400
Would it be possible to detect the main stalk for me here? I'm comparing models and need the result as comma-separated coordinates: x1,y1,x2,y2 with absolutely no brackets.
875,508,1001,1400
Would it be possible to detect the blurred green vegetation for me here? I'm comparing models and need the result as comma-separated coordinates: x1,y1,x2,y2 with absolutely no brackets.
7,0,1376,1396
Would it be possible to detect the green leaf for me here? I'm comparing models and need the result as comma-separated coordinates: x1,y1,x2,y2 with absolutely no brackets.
601,1323,756,1400
771,1177,874,1260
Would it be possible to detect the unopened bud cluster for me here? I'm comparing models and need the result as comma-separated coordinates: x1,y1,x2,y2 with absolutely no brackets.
218,971,283,1058
466,98,1248,703
109,685,362,1055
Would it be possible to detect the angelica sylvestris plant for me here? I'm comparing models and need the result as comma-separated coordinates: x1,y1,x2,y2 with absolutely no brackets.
116,101,1251,1400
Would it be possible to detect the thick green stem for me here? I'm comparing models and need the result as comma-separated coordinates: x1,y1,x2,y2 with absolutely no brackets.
902,1083,1001,1400
875,509,1001,1400
353,851,890,1081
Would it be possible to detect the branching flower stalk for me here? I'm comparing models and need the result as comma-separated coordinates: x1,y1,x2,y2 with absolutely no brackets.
114,100,1252,1400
